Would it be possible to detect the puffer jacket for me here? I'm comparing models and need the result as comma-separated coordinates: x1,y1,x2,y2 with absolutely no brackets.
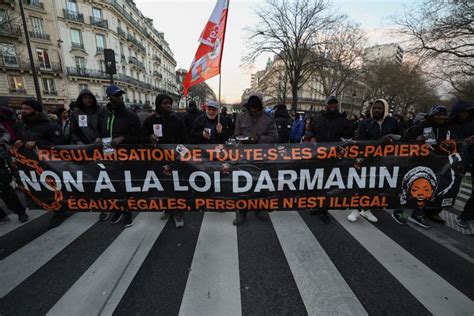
17,112,65,146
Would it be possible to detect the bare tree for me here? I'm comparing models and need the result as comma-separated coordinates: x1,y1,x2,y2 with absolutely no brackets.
395,0,474,96
244,0,341,111
312,20,366,98
188,82,216,105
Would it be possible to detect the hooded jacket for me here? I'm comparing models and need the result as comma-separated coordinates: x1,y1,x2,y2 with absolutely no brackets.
449,100,474,168
357,99,401,140
105,102,142,144
70,89,109,144
142,94,187,144
234,94,278,144
191,113,230,144
274,107,293,143
305,110,353,142
17,112,65,145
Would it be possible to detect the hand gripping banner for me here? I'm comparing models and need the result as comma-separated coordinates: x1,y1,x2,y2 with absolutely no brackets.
183,0,229,96
9,140,466,213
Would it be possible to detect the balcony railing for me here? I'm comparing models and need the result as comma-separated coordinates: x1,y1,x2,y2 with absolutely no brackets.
63,9,84,23
29,31,50,41
9,88,27,94
22,0,44,9
43,90,58,96
153,71,162,79
96,47,105,54
67,67,109,79
36,62,62,73
0,23,22,37
128,57,145,70
71,42,85,50
0,56,31,70
127,34,146,52
117,27,126,38
152,55,161,64
90,16,108,29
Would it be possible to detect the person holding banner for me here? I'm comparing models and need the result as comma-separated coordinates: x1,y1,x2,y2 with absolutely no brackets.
190,101,230,144
305,96,353,223
348,99,401,223
143,94,187,228
232,92,278,226
105,85,142,228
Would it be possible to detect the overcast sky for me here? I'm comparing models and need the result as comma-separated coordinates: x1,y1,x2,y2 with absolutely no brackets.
135,0,413,103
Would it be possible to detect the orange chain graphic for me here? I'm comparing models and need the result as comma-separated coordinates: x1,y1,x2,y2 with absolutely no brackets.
10,148,63,211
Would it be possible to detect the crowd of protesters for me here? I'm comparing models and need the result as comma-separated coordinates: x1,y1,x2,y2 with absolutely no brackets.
0,84,473,231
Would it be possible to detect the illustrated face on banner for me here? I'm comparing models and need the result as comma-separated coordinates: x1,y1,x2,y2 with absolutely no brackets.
409,178,433,207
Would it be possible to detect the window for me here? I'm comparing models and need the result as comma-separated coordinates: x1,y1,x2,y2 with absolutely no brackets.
36,48,50,69
0,43,17,65
43,78,56,94
66,0,78,12
99,60,105,72
0,9,6,23
70,28,83,48
92,7,102,19
79,83,88,91
8,75,25,93
75,56,85,70
30,17,44,35
95,34,105,52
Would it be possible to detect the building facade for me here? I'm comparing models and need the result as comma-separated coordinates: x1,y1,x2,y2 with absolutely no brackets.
0,0,179,111
363,43,404,65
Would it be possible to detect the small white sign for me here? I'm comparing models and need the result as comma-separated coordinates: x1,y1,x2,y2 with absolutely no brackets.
153,124,163,137
78,115,88,127
102,137,114,154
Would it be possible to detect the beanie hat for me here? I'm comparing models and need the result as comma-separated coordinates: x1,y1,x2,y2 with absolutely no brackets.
427,105,447,117
22,99,43,112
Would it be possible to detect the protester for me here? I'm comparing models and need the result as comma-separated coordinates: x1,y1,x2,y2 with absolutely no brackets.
183,100,203,140
221,106,235,135
191,101,230,144
348,99,401,223
449,100,474,228
143,94,187,228
57,108,71,144
105,85,142,228
233,92,278,226
393,105,451,228
0,103,28,223
274,103,292,143
305,96,353,223
138,102,153,125
289,112,305,143
15,99,64,228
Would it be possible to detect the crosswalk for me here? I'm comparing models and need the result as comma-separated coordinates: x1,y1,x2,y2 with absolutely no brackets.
0,208,473,316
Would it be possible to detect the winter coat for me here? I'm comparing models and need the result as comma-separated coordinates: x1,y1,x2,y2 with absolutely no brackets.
449,100,474,169
357,117,401,140
105,103,142,144
142,112,187,144
59,119,71,144
234,111,278,144
305,111,353,142
183,108,203,134
70,89,109,145
274,108,293,143
289,118,305,143
191,113,230,144
17,112,65,146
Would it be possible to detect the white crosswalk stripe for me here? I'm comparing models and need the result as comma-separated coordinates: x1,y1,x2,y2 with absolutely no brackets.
0,210,473,315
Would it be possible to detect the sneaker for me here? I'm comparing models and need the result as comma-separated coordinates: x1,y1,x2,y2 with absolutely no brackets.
109,213,123,224
123,216,134,228
392,211,407,225
233,213,247,226
99,212,110,221
360,210,378,223
456,216,470,229
408,215,431,229
347,210,360,222
173,215,184,228
426,213,446,225
18,213,29,223
254,211,268,221
0,215,11,224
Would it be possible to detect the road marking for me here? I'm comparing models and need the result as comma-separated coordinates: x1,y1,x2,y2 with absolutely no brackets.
331,210,474,315
271,211,367,316
0,213,96,298
47,213,166,316
179,212,241,316
0,209,46,237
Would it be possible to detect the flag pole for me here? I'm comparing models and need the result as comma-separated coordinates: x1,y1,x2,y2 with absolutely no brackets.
218,73,222,123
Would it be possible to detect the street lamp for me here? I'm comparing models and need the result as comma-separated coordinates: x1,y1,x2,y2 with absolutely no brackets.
18,0,42,103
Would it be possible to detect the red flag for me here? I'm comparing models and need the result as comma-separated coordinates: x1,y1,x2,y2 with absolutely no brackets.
183,0,229,96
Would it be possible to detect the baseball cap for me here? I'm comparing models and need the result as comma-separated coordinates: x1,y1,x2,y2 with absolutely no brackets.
106,85,125,97
206,101,219,109
327,96,338,104
427,105,447,117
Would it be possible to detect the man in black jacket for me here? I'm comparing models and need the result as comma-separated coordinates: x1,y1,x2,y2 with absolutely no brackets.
143,94,187,228
105,85,142,228
70,89,109,145
190,101,229,144
305,96,353,223
348,99,401,223
183,100,203,141
274,103,293,143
